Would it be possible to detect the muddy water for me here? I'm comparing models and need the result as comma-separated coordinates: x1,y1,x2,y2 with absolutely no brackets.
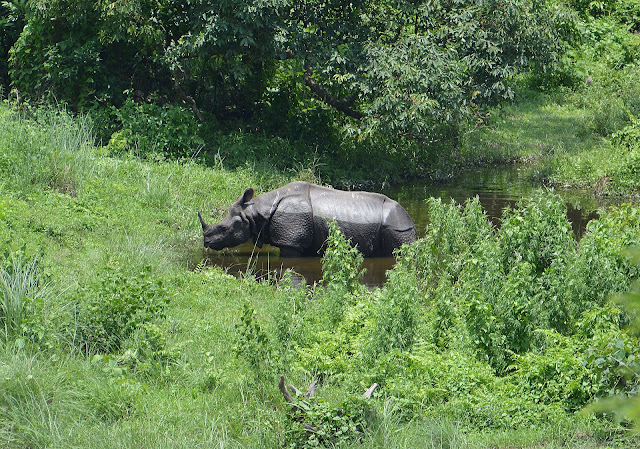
196,166,619,287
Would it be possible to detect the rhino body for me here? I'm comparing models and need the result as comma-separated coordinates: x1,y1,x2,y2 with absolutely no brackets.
199,181,416,257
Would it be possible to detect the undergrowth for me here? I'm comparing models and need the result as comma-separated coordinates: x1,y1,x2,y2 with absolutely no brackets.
1,98,640,447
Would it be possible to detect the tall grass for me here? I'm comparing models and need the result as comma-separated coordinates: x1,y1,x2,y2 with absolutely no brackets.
0,106,95,196
0,252,48,345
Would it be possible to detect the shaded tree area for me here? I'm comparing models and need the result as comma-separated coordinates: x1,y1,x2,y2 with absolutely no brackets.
2,0,576,179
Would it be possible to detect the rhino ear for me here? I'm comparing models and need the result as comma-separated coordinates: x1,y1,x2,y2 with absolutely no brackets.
239,188,254,205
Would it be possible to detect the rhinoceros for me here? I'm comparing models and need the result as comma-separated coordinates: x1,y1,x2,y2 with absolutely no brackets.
198,181,416,257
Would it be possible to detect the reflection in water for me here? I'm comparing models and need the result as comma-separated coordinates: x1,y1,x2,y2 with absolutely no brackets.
388,166,613,239
196,166,619,287
195,243,395,287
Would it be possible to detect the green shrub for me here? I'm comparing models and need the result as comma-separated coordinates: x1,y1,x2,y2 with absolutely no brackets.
569,0,640,31
510,330,597,412
614,0,640,32
284,394,374,449
498,192,575,274
396,196,492,296
234,300,273,378
588,251,640,428
581,17,640,69
585,334,640,399
569,204,640,310
378,347,498,420
612,118,640,149
118,322,176,376
319,221,365,325
73,265,168,355
321,220,365,295
104,99,204,160
367,268,419,356
393,193,640,375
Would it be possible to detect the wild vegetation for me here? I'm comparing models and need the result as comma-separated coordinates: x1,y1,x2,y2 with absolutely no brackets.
1,100,640,447
1,0,638,188
1,0,640,448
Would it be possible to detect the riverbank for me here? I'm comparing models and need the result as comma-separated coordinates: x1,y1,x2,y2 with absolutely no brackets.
458,85,640,198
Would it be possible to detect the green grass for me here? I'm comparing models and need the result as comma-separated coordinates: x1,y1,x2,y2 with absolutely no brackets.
462,91,604,164
0,101,639,448
460,88,639,193
458,56,640,197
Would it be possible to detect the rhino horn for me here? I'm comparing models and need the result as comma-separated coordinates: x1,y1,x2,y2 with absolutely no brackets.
198,211,208,230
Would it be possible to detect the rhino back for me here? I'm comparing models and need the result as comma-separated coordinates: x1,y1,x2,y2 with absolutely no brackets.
308,186,387,256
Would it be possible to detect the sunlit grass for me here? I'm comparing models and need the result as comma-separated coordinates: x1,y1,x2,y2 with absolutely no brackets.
462,91,606,163
1,100,639,448
461,85,640,195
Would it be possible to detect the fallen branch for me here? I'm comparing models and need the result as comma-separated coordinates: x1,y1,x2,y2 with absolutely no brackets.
279,375,377,401
279,375,295,402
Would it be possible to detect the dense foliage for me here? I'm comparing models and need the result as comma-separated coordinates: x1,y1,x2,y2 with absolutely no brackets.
3,1,640,188
1,0,575,173
1,99,640,446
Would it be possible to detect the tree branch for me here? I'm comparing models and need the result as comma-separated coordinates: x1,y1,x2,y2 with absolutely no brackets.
173,76,204,122
305,379,318,398
361,383,378,399
304,61,363,120
279,375,295,402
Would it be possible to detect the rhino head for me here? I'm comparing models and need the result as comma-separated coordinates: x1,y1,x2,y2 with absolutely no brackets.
199,188,255,250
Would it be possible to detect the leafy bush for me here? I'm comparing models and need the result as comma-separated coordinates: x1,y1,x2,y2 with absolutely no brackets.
73,265,168,355
392,193,640,374
588,251,640,428
234,299,274,378
284,394,374,449
118,322,176,375
319,221,365,324
498,192,575,274
570,204,640,309
395,196,493,296
614,0,640,32
612,118,640,149
510,330,597,412
569,0,640,31
367,268,419,356
321,220,365,294
104,99,204,160
376,347,499,420
585,334,640,399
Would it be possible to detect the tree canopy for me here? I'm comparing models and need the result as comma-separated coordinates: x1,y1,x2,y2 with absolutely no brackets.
2,0,574,151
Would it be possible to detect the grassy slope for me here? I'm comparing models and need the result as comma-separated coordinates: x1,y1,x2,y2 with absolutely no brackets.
0,104,296,447
461,87,639,195
1,103,638,448
458,12,640,197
